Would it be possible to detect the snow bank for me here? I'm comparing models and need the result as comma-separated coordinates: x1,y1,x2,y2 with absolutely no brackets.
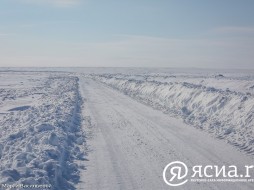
92,74,254,156
0,73,84,190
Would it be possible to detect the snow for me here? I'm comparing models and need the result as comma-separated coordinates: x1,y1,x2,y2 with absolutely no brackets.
0,72,85,190
90,72,254,156
1,68,254,190
77,77,254,190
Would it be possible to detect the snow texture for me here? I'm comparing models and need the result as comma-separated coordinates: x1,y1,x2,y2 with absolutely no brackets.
91,73,254,156
0,72,85,190
1,68,254,190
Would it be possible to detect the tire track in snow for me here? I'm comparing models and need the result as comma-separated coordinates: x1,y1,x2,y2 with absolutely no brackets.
78,78,254,190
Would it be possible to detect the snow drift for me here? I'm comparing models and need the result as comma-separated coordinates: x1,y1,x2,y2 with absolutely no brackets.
0,72,85,190
92,73,254,156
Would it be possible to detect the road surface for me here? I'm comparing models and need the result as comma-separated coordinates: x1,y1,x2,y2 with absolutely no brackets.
77,77,254,190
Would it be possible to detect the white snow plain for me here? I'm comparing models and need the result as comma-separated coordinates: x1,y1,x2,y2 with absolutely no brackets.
1,68,254,190
0,71,85,190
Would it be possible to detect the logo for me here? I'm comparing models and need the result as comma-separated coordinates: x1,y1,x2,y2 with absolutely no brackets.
163,161,188,186
163,161,254,187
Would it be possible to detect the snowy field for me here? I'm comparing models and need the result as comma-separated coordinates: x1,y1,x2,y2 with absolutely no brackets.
1,68,254,190
0,71,84,190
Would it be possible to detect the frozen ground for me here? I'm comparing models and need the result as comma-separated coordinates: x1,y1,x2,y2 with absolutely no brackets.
0,68,254,190
0,71,85,190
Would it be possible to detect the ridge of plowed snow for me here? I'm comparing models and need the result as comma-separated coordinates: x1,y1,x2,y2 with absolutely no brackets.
92,73,254,156
0,72,85,190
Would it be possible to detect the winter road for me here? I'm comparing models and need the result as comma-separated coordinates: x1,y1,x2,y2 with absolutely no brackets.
77,78,254,190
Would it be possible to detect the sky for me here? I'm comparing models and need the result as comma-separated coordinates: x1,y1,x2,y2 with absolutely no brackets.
0,0,254,68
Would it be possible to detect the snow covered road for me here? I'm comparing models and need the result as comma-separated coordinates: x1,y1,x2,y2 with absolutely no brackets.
78,78,254,190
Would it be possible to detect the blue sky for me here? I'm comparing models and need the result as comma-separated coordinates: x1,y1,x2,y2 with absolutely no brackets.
0,0,254,68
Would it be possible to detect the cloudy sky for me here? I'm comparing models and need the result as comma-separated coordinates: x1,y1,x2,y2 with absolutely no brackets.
0,0,254,68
